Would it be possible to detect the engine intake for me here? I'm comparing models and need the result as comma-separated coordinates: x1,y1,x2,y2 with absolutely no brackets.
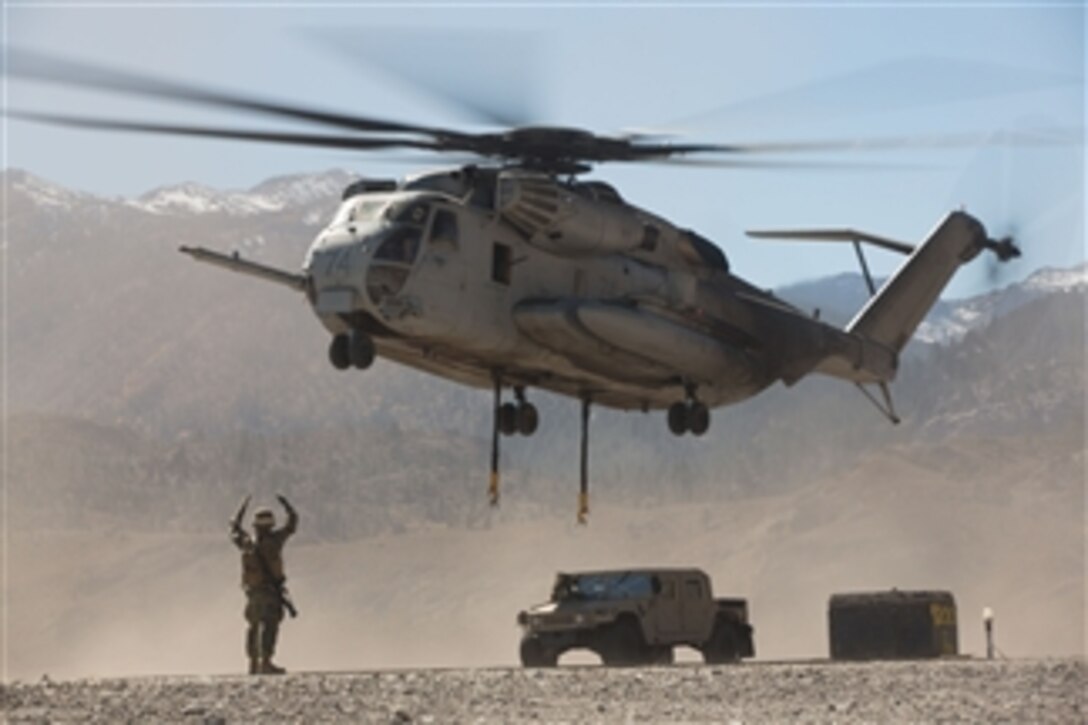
496,171,647,256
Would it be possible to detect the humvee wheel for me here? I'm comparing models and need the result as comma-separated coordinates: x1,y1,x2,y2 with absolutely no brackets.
702,618,741,664
601,617,650,666
648,646,674,666
520,636,558,668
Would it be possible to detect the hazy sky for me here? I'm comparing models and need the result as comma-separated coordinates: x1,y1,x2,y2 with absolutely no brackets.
3,2,1084,294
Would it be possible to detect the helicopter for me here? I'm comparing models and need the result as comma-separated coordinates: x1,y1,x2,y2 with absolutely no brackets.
8,50,1024,522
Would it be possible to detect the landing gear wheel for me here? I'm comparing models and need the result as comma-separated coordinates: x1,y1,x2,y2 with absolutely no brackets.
667,402,689,436
328,335,350,370
688,402,710,436
516,402,539,436
349,333,375,370
499,402,519,436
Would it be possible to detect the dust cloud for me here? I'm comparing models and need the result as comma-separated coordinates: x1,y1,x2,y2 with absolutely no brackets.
6,451,1084,681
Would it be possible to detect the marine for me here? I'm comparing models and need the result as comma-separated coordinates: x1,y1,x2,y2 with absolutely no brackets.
230,494,299,675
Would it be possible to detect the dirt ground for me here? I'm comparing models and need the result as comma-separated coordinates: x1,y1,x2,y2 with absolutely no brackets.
2,658,1084,723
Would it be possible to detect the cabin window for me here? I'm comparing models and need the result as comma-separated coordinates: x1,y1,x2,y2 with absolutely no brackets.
684,579,704,600
430,209,460,249
491,243,512,285
685,230,729,272
388,200,431,226
641,224,659,252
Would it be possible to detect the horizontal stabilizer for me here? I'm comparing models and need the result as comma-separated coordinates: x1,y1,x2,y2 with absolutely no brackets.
179,246,307,292
746,228,915,255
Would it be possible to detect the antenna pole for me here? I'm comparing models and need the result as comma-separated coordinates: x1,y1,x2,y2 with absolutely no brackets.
852,240,877,297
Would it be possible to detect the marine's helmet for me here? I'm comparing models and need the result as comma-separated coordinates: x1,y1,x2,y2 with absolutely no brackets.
253,508,276,530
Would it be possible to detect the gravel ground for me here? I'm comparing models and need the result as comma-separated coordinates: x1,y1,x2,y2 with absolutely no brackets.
2,658,1083,723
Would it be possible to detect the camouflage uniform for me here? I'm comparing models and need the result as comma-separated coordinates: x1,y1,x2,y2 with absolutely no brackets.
230,496,298,675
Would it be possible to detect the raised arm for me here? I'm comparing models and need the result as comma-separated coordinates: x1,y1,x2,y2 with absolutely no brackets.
277,494,299,537
229,494,252,550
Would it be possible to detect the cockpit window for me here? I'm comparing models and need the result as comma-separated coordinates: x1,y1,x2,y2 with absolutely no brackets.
350,200,388,222
388,200,431,226
430,209,459,248
332,198,388,226
373,227,422,265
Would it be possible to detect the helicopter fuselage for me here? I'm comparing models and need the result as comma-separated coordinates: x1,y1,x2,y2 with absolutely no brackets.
301,166,851,412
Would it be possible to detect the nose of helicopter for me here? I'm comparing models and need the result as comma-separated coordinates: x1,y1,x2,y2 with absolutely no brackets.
305,224,422,317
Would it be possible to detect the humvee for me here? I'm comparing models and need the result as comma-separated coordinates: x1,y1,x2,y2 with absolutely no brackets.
516,568,754,667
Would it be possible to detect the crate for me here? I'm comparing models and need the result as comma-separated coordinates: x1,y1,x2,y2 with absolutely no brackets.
829,590,958,660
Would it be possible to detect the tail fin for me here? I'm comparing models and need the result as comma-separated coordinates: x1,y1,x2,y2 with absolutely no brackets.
846,211,990,353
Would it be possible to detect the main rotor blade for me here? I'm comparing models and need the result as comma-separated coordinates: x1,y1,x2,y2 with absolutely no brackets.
300,26,544,128
8,110,443,152
668,56,1082,131
6,46,469,140
632,128,1080,160
635,156,928,171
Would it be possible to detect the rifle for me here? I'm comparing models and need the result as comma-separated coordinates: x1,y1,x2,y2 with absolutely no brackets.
253,544,299,619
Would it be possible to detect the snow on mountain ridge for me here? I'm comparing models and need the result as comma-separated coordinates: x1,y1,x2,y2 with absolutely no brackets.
916,262,1086,345
6,169,92,210
4,168,356,217
1022,262,1088,293
133,170,355,216
248,170,356,206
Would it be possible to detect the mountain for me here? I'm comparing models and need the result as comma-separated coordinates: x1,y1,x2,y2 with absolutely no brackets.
133,171,356,218
776,262,1088,344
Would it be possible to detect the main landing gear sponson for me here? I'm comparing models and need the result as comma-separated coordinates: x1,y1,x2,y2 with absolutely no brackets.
328,332,374,371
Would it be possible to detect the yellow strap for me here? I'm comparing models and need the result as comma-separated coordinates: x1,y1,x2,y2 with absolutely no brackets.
489,470,500,507
577,492,589,525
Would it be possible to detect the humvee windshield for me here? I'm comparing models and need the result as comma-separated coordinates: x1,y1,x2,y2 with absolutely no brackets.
552,572,654,602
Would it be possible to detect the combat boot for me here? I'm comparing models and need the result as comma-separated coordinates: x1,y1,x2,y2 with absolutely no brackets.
260,659,286,675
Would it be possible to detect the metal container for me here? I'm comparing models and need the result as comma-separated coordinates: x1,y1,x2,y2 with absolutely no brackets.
829,590,958,660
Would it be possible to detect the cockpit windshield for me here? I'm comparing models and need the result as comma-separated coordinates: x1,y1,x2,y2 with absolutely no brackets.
551,573,655,602
332,198,390,226
373,226,422,265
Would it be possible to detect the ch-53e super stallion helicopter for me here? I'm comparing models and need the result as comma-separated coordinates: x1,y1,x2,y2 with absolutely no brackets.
11,50,1023,521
